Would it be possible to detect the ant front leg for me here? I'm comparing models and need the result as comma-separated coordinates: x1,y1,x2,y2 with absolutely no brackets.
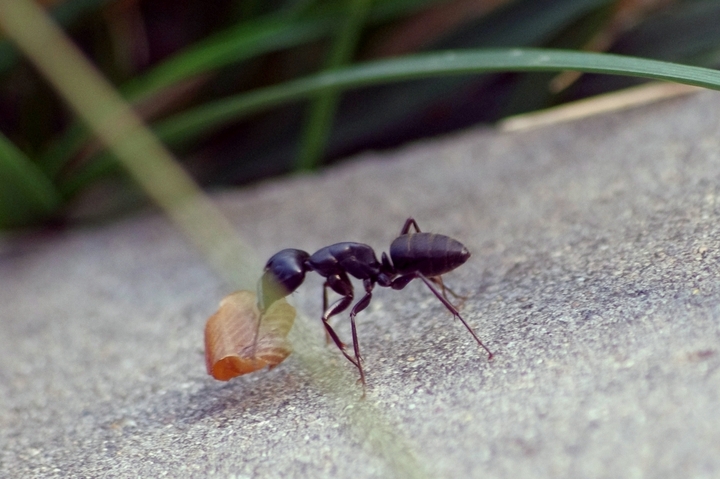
400,217,422,235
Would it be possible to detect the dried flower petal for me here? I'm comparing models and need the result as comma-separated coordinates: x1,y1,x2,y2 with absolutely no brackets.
204,290,295,381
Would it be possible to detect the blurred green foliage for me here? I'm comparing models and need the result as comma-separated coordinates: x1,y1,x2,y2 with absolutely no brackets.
1,0,720,229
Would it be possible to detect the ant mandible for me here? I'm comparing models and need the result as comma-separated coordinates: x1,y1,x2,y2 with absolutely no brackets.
257,217,493,385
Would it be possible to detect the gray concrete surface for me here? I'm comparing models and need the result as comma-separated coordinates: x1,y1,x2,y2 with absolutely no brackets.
2,90,720,478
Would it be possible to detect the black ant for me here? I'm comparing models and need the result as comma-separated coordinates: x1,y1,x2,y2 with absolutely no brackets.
257,218,493,385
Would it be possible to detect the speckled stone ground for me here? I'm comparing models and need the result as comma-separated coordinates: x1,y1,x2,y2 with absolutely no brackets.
2,89,720,478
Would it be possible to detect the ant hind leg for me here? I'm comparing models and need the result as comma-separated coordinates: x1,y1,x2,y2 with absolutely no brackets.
418,273,493,360
430,276,469,304
400,217,422,235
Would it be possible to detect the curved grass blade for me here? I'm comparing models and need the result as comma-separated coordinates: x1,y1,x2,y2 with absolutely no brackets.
154,48,720,145
60,47,720,197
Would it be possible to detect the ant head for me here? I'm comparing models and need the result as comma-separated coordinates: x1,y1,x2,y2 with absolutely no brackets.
257,249,309,310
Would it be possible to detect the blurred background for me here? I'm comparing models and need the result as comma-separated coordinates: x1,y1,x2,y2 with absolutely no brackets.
2,0,720,229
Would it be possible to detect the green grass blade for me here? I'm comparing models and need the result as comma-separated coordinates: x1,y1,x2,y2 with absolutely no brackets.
39,0,448,185
119,12,337,101
500,5,616,117
65,47,720,194
38,11,336,181
296,0,619,167
0,0,260,285
0,132,61,227
154,48,720,145
296,0,373,171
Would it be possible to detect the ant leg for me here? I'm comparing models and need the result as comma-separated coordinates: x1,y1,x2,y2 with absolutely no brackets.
323,281,329,312
322,281,333,345
346,279,375,387
321,274,362,369
388,273,416,291
390,273,466,301
322,304,361,369
430,276,468,302
400,217,422,235
430,276,449,299
418,273,493,360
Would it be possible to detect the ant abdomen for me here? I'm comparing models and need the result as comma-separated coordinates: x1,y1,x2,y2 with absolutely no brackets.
390,233,471,278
